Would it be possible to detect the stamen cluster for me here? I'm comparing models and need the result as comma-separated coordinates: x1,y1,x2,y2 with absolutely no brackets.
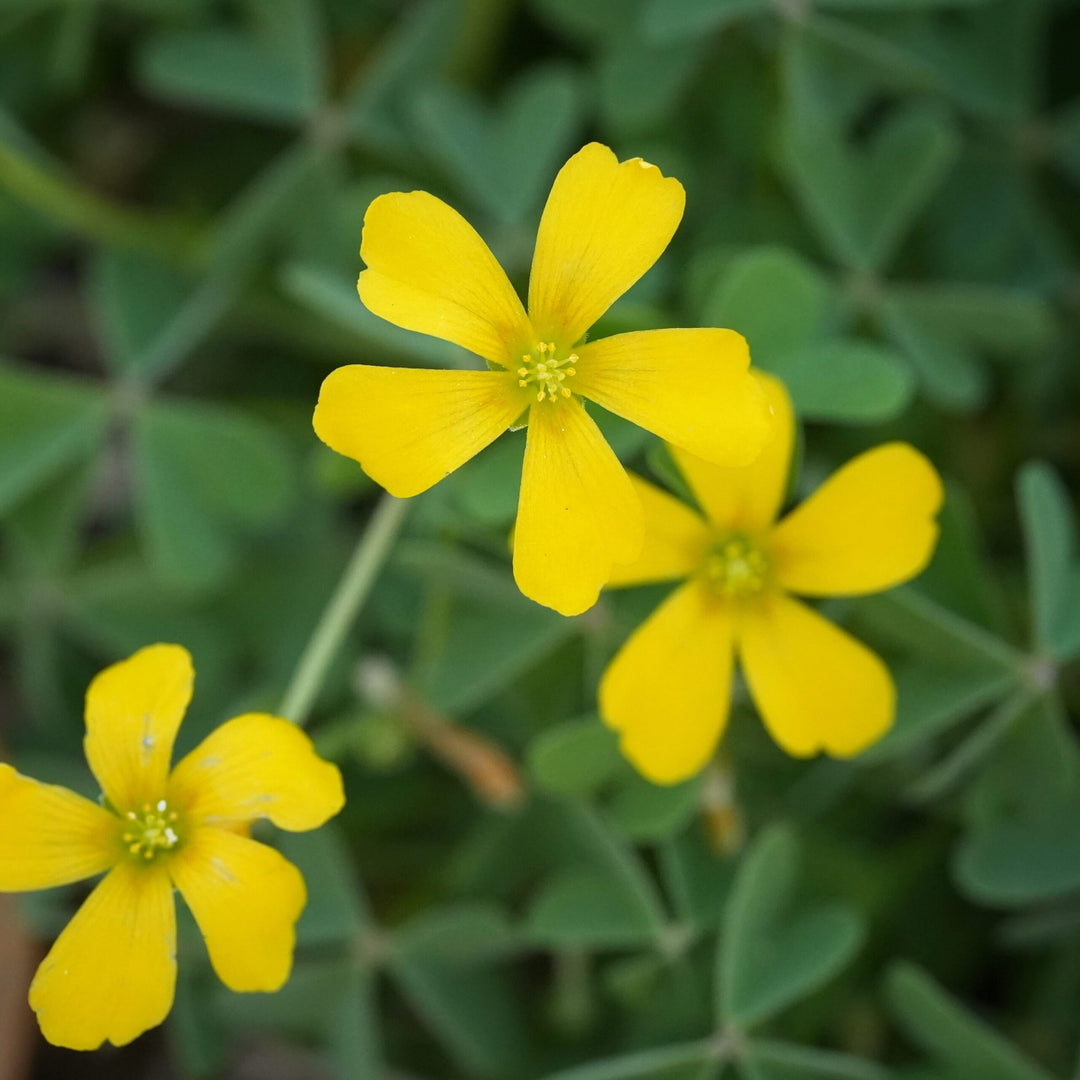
517,341,578,403
703,535,769,598
122,800,181,861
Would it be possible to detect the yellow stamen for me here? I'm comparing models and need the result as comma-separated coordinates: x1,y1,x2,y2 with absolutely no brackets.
120,800,184,862
702,534,770,598
517,342,579,403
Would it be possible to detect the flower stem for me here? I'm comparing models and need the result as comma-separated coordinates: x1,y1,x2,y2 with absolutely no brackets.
0,137,199,259
280,494,410,726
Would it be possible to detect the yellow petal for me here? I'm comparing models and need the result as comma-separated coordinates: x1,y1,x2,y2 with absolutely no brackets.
29,861,176,1050
84,643,194,813
737,592,894,758
168,713,344,831
574,329,772,466
313,365,524,498
670,372,795,533
770,442,944,596
357,191,532,365
528,143,685,347
0,765,119,890
606,474,709,588
169,827,305,993
513,398,643,616
599,580,735,784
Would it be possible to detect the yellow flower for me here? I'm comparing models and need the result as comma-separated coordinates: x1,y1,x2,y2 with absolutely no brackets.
313,142,772,616
0,644,344,1051
599,375,944,784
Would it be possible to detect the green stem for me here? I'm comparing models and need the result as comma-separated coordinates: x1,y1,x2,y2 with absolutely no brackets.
872,589,1028,673
906,687,1038,803
0,137,199,259
280,494,409,726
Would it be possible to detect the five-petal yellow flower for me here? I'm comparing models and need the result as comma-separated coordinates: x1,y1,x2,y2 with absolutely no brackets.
599,375,944,783
313,142,772,616
0,644,344,1050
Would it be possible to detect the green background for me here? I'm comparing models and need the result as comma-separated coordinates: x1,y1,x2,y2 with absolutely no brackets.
1,0,1079,1077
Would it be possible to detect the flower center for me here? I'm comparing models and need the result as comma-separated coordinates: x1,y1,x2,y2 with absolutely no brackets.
122,800,182,861
517,341,578,403
703,534,770,598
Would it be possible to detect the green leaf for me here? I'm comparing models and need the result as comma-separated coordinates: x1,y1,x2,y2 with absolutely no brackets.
207,140,327,276
136,28,318,123
916,479,1011,632
1054,99,1080,185
0,363,108,516
60,555,223,664
244,0,326,109
701,247,913,422
779,105,959,272
107,145,323,386
526,866,660,949
882,284,1055,361
3,458,97,576
387,953,528,1078
876,296,987,410
719,825,865,1028
1016,461,1080,659
345,0,459,153
397,542,575,716
278,825,370,947
701,247,831,368
529,0,633,42
564,803,669,928
818,0,992,8
608,771,704,842
537,1038,721,1080
786,18,939,125
527,717,624,798
89,248,194,377
133,398,295,587
169,967,225,1079
744,1039,891,1080
410,63,584,225
855,589,1023,674
217,957,379,1075
599,32,708,134
450,434,524,527
886,963,1056,1080
954,801,1080,907
871,2,1044,125
964,693,1080,826
859,662,1016,763
770,340,914,423
642,0,770,42
904,690,1037,804
326,965,383,1080
393,902,516,963
659,831,737,930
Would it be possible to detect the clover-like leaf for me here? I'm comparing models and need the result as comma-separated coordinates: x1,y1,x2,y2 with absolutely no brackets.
703,247,913,422
409,64,585,226
136,0,325,123
133,397,295,588
525,866,660,949
887,963,1056,1080
779,105,959,272
954,799,1080,907
527,718,624,799
1017,462,1080,661
718,825,865,1028
0,363,108,517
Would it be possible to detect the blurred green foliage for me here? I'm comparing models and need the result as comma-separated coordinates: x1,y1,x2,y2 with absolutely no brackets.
1,0,1079,1077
